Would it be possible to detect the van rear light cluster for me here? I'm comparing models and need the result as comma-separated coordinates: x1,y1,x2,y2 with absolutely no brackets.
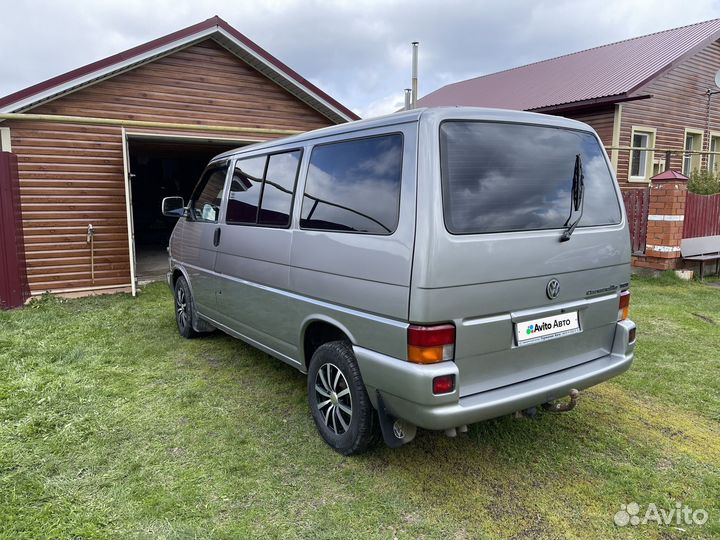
407,324,455,364
618,290,631,321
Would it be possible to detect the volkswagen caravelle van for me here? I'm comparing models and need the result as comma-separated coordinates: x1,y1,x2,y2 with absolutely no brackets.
162,107,636,455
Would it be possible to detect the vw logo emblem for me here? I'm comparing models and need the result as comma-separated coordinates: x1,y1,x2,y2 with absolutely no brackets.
546,278,560,300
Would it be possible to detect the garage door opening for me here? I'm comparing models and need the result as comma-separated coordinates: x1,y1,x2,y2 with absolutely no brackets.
127,136,244,282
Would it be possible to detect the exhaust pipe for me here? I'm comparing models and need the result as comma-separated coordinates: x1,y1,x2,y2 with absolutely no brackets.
404,88,412,111
542,389,580,413
411,42,419,108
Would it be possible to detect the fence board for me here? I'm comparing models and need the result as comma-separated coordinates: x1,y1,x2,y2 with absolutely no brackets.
683,192,720,238
0,152,30,308
621,188,649,255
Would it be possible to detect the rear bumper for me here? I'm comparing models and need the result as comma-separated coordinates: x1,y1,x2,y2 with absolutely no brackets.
355,320,635,431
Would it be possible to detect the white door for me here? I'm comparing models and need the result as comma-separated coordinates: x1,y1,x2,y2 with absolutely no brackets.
121,128,137,296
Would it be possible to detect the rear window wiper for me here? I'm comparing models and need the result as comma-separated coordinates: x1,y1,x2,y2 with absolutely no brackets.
560,154,585,242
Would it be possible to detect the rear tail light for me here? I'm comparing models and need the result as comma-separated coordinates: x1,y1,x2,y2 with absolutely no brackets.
618,290,630,321
432,374,455,394
407,324,455,364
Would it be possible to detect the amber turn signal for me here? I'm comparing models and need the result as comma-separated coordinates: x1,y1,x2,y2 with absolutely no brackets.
618,290,630,321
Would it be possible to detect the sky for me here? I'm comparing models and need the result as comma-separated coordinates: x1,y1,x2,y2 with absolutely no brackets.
1,0,720,118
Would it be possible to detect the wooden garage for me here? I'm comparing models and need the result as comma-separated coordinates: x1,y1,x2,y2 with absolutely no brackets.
0,16,358,301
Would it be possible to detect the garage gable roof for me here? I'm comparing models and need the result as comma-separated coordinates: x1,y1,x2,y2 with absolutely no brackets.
0,16,359,123
418,18,720,112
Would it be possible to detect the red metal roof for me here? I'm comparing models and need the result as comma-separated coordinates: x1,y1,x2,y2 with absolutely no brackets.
651,169,689,181
0,16,360,122
418,19,720,112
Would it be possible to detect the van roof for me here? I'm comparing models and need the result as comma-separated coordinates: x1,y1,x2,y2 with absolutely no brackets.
213,106,595,160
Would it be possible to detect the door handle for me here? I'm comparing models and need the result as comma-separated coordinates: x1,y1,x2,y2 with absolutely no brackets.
213,227,221,247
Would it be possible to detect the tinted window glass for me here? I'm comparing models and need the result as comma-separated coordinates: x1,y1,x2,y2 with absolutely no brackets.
189,164,228,223
226,156,266,224
259,151,301,226
440,122,622,234
300,134,403,234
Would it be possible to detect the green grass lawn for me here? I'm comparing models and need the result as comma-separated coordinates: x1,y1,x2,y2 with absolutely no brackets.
0,275,718,539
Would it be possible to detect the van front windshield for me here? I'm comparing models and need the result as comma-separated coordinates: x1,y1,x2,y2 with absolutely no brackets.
439,121,622,235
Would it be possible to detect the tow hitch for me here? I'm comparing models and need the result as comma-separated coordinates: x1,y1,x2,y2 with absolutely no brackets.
541,388,580,413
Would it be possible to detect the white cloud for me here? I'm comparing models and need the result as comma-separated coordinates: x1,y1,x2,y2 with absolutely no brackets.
359,93,407,119
1,0,719,117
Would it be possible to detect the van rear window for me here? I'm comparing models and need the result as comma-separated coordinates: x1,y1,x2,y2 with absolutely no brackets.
439,121,622,235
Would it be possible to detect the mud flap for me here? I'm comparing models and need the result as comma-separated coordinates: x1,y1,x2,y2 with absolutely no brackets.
376,391,416,448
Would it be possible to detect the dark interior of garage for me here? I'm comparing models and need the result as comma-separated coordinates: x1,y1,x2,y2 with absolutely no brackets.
128,138,242,280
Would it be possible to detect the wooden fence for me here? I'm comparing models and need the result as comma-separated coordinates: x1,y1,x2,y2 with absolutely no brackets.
621,188,650,254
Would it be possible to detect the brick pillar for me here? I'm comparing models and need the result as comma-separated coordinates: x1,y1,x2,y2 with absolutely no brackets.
636,170,688,271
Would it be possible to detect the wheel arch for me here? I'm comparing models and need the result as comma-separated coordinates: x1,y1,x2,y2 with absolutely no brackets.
300,315,356,370
171,265,192,293
170,266,213,334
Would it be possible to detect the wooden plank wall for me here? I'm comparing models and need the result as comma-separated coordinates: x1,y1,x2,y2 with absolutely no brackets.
617,39,720,184
566,106,616,148
4,39,335,293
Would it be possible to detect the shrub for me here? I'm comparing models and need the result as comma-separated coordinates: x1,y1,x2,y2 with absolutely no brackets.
688,169,720,195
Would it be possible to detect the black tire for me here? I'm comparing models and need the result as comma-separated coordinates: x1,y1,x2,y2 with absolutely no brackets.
307,341,379,455
174,276,198,339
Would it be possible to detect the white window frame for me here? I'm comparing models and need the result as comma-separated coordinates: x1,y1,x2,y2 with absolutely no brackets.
628,126,655,183
708,131,720,173
0,127,11,152
682,129,704,176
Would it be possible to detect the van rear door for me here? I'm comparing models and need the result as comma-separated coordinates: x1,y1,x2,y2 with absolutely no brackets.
410,119,630,397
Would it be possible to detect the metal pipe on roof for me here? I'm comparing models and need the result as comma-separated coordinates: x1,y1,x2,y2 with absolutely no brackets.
411,42,419,108
404,89,412,111
0,113,303,136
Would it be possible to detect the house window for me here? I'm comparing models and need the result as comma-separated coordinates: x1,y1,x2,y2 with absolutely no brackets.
682,130,703,175
709,135,720,172
629,127,655,181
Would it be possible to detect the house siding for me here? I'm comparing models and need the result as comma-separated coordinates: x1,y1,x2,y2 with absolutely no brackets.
617,39,720,185
5,39,334,293
561,106,616,147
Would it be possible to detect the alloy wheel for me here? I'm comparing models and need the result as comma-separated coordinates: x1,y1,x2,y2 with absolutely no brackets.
314,362,353,435
176,286,188,331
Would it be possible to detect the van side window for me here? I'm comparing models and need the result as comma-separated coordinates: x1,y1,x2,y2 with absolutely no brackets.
227,156,266,224
259,150,302,227
188,163,229,223
300,134,403,234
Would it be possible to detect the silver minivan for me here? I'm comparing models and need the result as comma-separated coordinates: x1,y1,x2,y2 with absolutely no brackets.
162,107,636,455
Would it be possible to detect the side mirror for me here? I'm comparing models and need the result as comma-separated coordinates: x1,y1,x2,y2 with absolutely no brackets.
162,196,185,217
